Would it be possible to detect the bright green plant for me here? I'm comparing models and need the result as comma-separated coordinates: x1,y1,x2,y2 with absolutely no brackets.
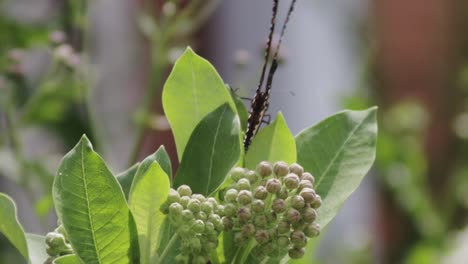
0,48,377,263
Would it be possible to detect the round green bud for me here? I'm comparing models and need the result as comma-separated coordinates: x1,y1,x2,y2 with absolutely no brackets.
255,229,270,244
207,197,218,206
256,161,273,177
205,221,215,233
251,199,265,213
266,212,278,222
237,178,251,190
225,189,239,203
46,246,61,256
277,235,290,248
298,180,314,191
222,216,234,230
209,213,221,223
177,225,191,236
254,186,268,200
195,211,207,221
237,190,253,205
300,188,316,203
54,225,67,239
302,207,317,223
272,198,286,213
277,221,291,234
192,219,205,233
237,207,252,222
215,205,225,216
246,170,260,184
179,196,190,208
224,203,237,217
241,223,256,237
254,215,268,228
205,241,217,251
169,202,184,216
168,189,181,203
181,209,194,221
191,194,206,203
45,232,66,248
175,254,190,264
291,195,306,210
277,187,289,200
61,244,74,254
230,167,246,182
286,208,301,224
301,172,315,185
292,220,307,231
310,194,322,209
177,185,192,196
284,173,300,189
201,201,213,214
304,223,321,237
266,179,281,193
189,237,201,253
289,163,304,176
187,199,201,213
290,230,307,247
288,247,305,259
273,161,290,177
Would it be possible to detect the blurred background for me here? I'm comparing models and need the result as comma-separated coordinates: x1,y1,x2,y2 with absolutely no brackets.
1,0,468,263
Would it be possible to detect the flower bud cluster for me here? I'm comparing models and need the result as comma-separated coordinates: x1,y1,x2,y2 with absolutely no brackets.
161,185,224,264
222,161,322,259
44,223,73,264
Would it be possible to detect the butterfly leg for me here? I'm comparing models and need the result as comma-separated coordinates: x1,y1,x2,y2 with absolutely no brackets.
262,114,271,124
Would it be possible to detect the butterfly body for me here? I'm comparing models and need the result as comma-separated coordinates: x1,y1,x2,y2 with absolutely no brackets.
244,91,270,150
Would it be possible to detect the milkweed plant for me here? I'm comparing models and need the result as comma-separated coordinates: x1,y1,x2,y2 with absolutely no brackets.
0,48,377,264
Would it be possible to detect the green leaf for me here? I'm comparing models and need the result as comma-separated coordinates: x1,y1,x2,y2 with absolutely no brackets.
162,47,237,158
229,87,249,133
129,161,170,264
152,146,173,183
245,112,296,169
52,135,140,264
0,193,28,261
53,254,82,264
296,107,378,228
26,234,48,264
117,162,140,200
174,103,241,196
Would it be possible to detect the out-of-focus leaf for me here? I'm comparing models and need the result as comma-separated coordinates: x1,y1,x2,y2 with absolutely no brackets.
0,193,28,261
52,254,82,264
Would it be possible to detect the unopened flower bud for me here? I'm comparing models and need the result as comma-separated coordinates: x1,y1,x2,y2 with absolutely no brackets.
237,178,251,190
277,187,289,199
45,232,66,248
255,229,270,244
237,190,253,205
290,230,307,247
46,246,61,256
201,201,213,214
272,199,286,213
284,173,300,189
291,195,305,209
302,207,317,223
274,161,289,177
288,247,305,259
304,223,320,237
277,221,290,234
252,199,265,213
224,203,237,217
254,186,268,200
298,180,314,191
256,161,273,177
242,223,256,237
254,215,268,228
187,199,201,213
192,219,205,233
180,196,190,207
168,189,181,203
289,163,304,176
277,235,290,247
169,203,184,216
175,254,190,264
215,205,225,216
266,212,278,222
237,207,252,222
223,216,234,230
300,188,316,203
286,208,301,224
181,209,194,221
205,221,215,233
230,167,246,182
189,237,201,253
177,185,192,196
301,172,315,185
195,211,207,221
246,170,259,184
310,194,322,209
177,225,191,236
225,189,239,203
191,194,206,203
266,179,281,193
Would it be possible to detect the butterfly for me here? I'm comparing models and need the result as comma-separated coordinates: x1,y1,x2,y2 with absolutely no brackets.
243,0,298,151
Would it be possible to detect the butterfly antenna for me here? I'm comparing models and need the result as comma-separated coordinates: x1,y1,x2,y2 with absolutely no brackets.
265,0,297,96
256,0,279,94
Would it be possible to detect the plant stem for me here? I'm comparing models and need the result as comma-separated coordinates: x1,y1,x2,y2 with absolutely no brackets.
158,233,179,263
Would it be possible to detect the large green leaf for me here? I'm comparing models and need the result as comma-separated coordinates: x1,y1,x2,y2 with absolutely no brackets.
296,107,377,228
117,162,140,200
26,234,49,264
162,47,237,158
0,193,28,261
174,103,241,196
52,135,140,264
129,161,170,264
245,112,296,169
